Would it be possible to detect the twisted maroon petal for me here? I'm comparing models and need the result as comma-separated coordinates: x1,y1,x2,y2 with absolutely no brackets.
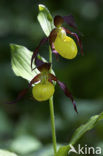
7,88,28,104
65,28,83,56
31,37,48,70
48,73,57,82
29,74,41,87
7,74,41,104
48,74,78,113
57,80,78,113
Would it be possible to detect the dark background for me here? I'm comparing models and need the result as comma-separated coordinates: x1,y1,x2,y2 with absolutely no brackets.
0,0,103,155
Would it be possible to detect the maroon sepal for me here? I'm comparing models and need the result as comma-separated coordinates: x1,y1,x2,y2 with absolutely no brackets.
63,15,77,28
34,56,51,72
57,80,78,113
35,56,45,69
31,37,48,70
38,63,51,72
65,28,83,56
63,15,81,34
32,55,51,73
54,15,64,27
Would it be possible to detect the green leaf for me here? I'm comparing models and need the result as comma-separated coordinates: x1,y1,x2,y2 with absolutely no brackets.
55,112,103,156
10,44,55,83
37,4,54,37
55,145,70,156
0,149,17,156
10,44,39,81
10,135,42,155
70,112,103,145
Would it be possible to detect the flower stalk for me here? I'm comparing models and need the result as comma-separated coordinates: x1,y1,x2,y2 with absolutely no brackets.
49,45,57,154
49,97,57,154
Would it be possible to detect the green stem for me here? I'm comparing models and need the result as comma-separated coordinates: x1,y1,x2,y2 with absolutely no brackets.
49,97,57,154
49,46,57,154
49,46,52,71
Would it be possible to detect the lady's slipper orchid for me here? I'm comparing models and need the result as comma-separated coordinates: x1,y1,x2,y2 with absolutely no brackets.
31,15,83,70
53,27,78,59
8,57,78,113
32,81,55,101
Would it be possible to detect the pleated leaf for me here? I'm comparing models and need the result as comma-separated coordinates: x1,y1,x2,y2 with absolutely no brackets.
10,44,40,82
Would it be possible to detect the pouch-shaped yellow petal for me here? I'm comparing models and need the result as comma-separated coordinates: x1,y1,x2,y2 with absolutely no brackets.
32,82,55,101
54,35,78,59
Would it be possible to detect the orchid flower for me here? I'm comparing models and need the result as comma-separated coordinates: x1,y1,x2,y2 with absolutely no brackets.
8,57,78,113
31,15,83,70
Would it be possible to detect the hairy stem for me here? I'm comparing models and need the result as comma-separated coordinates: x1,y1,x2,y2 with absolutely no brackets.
49,46,57,154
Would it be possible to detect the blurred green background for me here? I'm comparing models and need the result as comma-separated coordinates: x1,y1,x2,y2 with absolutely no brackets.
0,0,103,155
